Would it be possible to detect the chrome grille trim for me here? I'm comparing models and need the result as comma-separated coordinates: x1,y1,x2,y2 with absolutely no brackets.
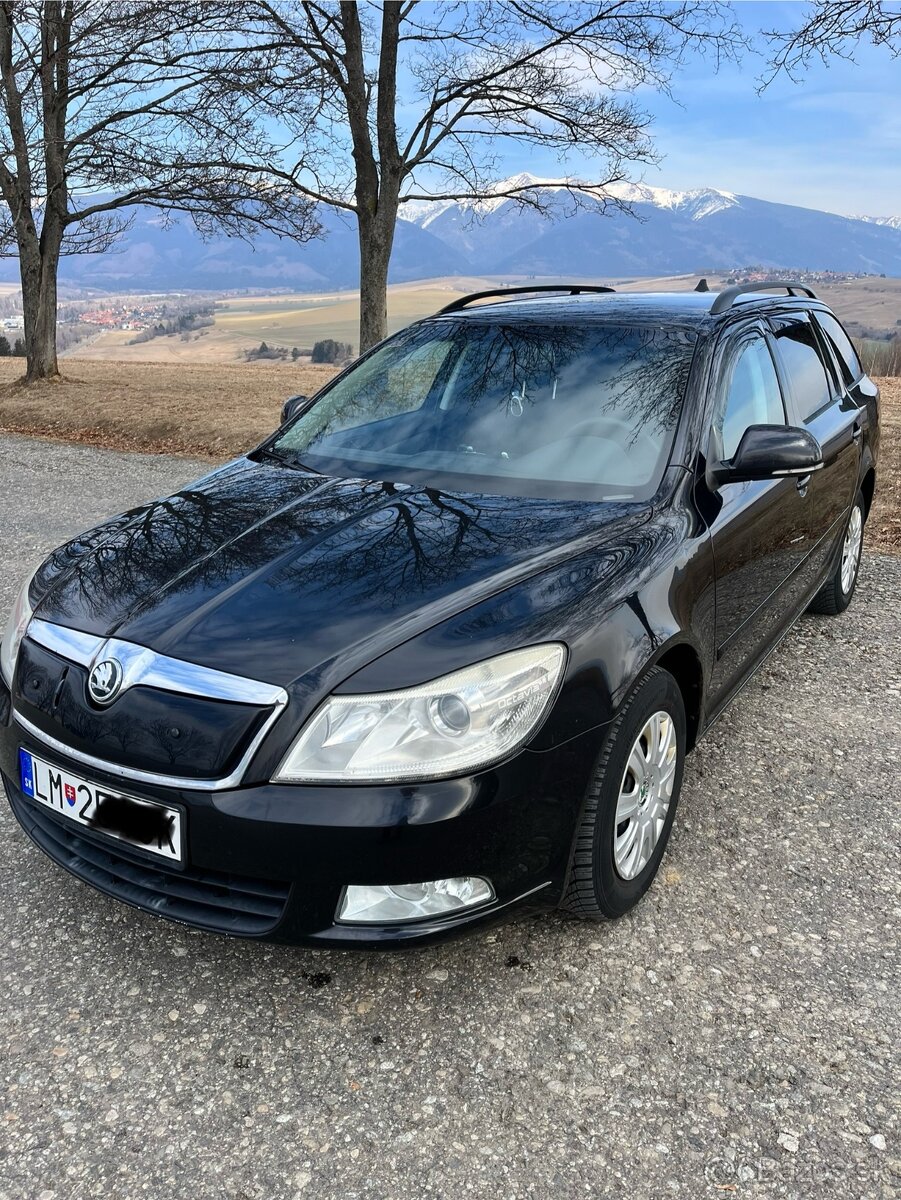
27,621,101,666
27,618,285,706
16,619,289,791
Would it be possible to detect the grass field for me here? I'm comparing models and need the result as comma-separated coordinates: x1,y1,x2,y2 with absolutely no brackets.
66,272,901,366
0,359,338,458
0,358,897,555
73,277,502,363
214,282,482,350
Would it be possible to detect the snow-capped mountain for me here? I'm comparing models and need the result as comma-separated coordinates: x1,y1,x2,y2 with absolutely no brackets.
1,173,898,291
397,173,901,277
851,214,901,230
401,174,740,225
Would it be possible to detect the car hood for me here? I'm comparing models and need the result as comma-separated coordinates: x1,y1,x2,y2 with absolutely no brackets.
33,457,651,689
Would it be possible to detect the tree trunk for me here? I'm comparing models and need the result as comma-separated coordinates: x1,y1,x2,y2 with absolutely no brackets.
16,233,60,381
340,1,402,355
26,255,59,381
17,238,41,369
357,202,397,353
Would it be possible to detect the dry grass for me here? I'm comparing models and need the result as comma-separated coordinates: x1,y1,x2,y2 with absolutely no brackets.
0,359,898,555
870,376,900,554
856,337,901,378
0,359,338,459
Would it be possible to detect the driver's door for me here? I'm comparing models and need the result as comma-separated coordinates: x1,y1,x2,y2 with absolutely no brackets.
704,329,810,711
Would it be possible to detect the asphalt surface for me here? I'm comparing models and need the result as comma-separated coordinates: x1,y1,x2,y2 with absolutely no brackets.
0,434,898,1200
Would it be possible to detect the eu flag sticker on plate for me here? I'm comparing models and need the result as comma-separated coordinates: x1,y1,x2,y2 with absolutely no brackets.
19,748,35,798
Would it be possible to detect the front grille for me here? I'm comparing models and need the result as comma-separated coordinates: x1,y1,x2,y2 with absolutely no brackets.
17,637,273,783
8,789,290,937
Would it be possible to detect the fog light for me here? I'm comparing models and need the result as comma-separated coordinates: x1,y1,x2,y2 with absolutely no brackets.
337,877,494,924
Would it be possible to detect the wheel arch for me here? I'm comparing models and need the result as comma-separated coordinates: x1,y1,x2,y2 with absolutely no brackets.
860,466,876,522
644,639,705,752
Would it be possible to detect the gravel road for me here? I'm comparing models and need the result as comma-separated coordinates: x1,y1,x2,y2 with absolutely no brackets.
1,434,898,1200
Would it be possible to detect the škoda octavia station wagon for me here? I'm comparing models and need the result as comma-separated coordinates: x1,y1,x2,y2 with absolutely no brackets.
0,282,879,946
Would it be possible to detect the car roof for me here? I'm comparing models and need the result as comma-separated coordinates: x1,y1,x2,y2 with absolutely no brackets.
428,290,826,334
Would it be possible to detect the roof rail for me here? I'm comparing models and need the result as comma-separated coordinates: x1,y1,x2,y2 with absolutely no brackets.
709,280,818,315
436,283,616,315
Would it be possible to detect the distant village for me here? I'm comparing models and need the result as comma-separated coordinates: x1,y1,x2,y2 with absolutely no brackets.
74,301,179,332
722,267,881,286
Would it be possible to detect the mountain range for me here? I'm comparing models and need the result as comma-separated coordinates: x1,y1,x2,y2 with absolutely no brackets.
2,174,899,292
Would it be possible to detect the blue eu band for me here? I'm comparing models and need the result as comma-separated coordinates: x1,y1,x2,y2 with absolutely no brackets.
19,748,35,798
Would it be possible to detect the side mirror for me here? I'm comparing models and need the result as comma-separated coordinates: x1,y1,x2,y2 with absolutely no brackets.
281,394,310,424
712,425,823,486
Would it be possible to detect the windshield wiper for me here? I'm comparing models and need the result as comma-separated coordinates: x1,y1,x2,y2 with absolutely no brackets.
255,446,323,475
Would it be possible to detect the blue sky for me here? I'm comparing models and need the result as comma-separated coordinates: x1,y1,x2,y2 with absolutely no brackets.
492,1,901,217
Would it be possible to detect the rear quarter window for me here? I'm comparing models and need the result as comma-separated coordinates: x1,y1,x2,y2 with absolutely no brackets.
814,311,863,387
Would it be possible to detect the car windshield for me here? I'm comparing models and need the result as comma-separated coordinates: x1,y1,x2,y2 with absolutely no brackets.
270,319,697,500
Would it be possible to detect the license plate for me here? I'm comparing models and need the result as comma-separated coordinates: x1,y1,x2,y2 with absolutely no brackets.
18,748,183,862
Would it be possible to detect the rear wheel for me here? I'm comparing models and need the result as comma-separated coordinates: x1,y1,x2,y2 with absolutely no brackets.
561,667,686,920
808,491,865,616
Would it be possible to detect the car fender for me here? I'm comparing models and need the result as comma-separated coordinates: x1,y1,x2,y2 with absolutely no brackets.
319,495,715,759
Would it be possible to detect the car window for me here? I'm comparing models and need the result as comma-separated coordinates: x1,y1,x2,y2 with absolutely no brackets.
314,337,453,440
814,312,862,387
719,337,785,460
271,320,697,501
770,317,833,422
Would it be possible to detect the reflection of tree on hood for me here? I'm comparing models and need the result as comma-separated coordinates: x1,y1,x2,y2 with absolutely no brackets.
272,480,620,605
36,461,342,620
38,456,624,625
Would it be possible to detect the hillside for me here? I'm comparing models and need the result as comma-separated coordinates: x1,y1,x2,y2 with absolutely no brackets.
1,177,899,294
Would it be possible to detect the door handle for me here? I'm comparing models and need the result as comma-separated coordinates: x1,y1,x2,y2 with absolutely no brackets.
796,474,811,497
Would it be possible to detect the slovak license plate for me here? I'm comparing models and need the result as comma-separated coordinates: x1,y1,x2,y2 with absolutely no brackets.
18,748,183,862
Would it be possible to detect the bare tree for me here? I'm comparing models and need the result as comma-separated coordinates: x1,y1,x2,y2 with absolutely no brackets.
764,1,900,80
0,1,319,382
246,0,745,353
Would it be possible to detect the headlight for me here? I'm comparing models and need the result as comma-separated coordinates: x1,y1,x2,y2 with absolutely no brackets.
275,643,566,783
0,566,39,688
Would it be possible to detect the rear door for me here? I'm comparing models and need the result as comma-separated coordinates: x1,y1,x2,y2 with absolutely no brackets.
704,326,810,708
767,312,861,583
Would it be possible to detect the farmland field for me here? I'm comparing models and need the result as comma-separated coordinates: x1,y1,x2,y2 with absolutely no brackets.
71,277,502,363
65,272,901,365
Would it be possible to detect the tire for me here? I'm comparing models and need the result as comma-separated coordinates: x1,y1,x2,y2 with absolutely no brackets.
808,490,865,616
561,666,686,920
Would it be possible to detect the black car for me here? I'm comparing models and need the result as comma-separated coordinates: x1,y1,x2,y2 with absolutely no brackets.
0,282,879,947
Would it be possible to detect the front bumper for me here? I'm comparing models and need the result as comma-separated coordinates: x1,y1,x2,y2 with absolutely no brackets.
0,677,602,947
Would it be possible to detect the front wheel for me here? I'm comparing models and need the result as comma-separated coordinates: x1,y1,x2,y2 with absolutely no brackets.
560,666,686,920
808,491,865,616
